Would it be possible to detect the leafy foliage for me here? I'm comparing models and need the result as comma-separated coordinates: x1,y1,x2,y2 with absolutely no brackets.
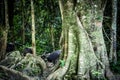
8,0,61,55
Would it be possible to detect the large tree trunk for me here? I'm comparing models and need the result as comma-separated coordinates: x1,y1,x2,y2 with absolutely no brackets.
0,0,9,61
76,0,114,79
47,1,73,79
47,0,115,80
31,0,36,56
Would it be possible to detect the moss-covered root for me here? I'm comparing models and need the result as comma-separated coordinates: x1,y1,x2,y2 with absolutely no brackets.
0,65,34,80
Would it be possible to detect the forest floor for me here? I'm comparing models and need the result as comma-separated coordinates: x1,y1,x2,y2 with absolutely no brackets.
0,51,58,80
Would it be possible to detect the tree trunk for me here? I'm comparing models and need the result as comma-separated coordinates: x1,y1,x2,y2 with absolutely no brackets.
31,0,36,56
8,0,15,43
110,0,117,64
50,26,55,51
76,0,114,79
47,0,115,80
21,0,25,45
0,0,9,61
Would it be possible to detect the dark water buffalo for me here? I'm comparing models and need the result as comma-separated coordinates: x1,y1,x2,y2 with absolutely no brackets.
6,42,23,53
47,50,61,64
6,43,15,53
22,47,33,56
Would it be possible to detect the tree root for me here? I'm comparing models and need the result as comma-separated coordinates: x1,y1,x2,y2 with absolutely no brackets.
46,60,71,80
0,65,33,80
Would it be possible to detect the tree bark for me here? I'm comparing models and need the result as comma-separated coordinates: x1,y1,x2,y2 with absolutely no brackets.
47,0,115,80
0,65,32,80
76,0,114,79
22,0,25,45
0,0,9,61
50,26,55,51
110,0,117,64
31,0,36,56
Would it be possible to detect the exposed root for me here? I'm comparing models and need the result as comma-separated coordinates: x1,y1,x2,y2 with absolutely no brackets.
0,65,33,80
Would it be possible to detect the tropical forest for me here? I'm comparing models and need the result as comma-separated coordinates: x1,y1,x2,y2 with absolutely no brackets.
0,0,120,80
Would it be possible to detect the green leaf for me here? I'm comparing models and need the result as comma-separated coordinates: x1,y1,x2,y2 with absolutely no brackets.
59,60,65,67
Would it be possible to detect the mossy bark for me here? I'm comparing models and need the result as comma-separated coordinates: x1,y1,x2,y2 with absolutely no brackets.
47,0,114,80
